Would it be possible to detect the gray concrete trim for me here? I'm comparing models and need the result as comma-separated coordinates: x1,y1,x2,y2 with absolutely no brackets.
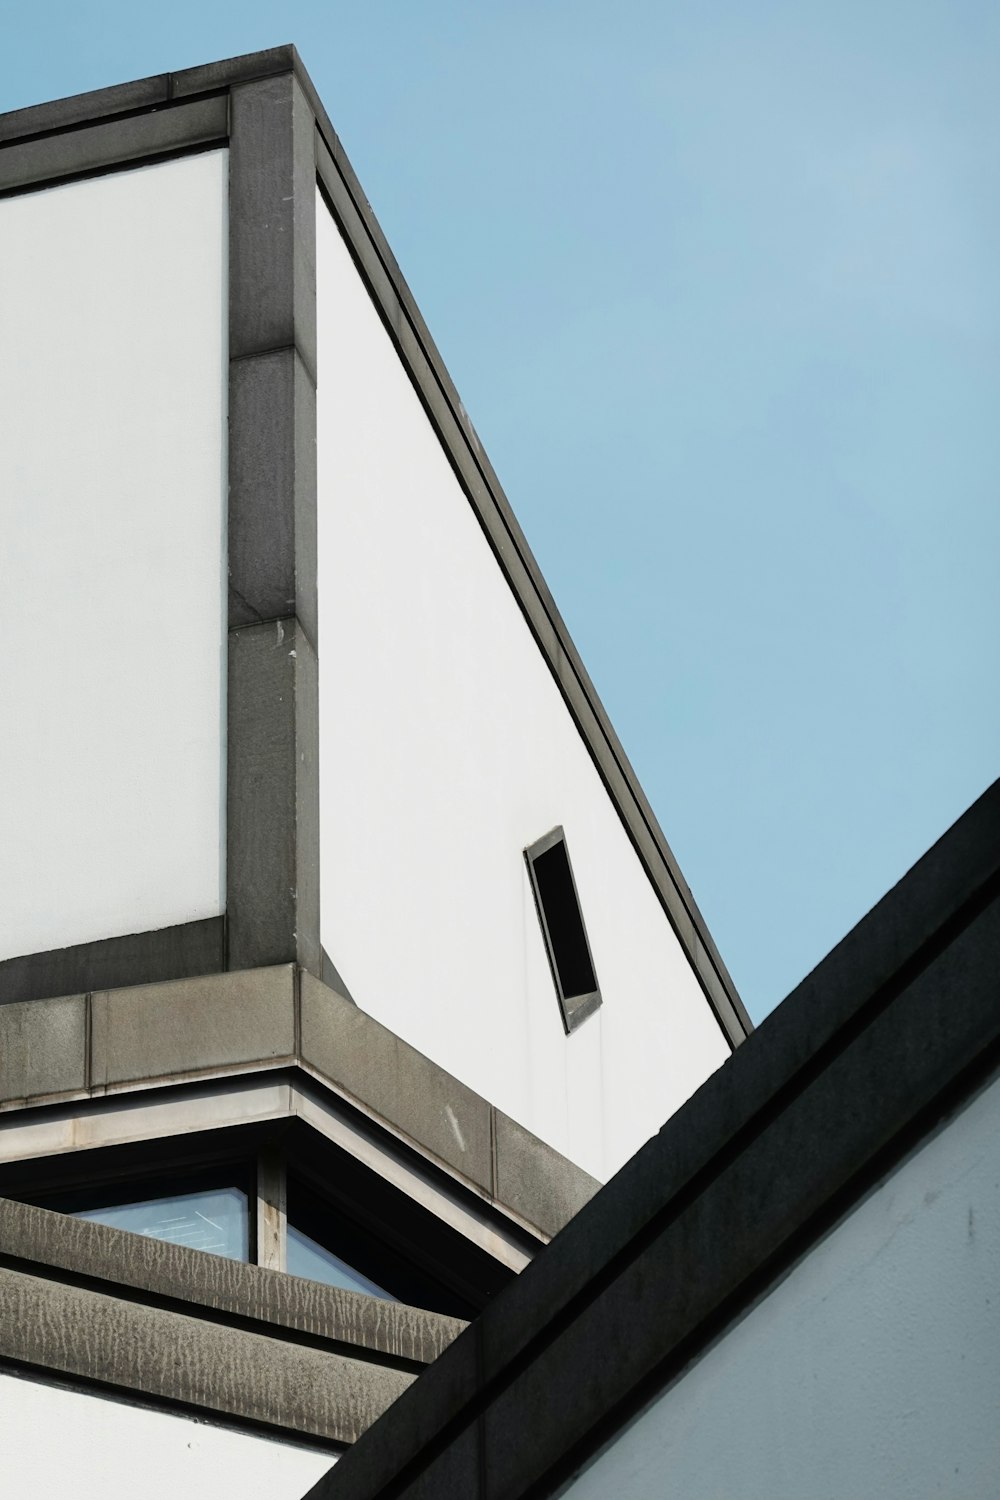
0,1261,410,1447
300,975,599,1239
228,347,318,643
0,46,298,145
226,69,320,984
229,70,316,378
0,1195,465,1368
0,918,225,1009
0,965,597,1242
227,621,320,974
302,779,1000,1500
313,130,749,1049
0,95,228,193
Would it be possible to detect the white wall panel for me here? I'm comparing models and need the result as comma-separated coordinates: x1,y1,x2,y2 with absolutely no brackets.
564,1070,1000,1500
0,1370,332,1499
0,153,228,961
316,194,728,1179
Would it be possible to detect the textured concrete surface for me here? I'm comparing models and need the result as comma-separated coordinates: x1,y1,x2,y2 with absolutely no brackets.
91,967,295,1087
0,95,227,192
0,1263,411,1446
0,965,595,1244
493,1110,598,1240
0,994,86,1103
301,974,493,1190
228,346,317,643
227,622,320,976
0,1196,465,1366
0,916,225,1009
228,69,317,380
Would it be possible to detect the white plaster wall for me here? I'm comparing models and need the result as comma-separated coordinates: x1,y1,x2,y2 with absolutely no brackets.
315,195,728,1180
563,1070,1000,1500
0,153,228,961
0,1370,333,1498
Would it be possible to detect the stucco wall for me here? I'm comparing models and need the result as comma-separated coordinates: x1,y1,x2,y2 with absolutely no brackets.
563,1068,1000,1498
315,192,728,1180
0,152,228,963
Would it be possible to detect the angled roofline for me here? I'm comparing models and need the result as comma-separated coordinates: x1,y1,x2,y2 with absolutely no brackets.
301,776,1000,1498
0,47,751,1045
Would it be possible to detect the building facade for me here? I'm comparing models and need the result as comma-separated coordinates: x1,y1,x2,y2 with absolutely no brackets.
0,46,752,1496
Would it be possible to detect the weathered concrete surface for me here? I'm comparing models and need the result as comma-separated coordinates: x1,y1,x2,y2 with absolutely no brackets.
0,994,86,1103
0,1263,411,1445
91,967,296,1087
0,967,597,1243
0,1196,466,1367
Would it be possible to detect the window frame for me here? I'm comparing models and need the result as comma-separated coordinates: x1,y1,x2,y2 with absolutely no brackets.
524,826,603,1034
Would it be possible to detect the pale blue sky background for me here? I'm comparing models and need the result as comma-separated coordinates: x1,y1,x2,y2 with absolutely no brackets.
3,3,997,1023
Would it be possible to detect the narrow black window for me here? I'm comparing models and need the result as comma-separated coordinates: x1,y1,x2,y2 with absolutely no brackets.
525,827,602,1033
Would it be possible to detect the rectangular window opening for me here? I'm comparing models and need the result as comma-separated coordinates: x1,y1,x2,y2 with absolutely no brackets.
525,827,602,1033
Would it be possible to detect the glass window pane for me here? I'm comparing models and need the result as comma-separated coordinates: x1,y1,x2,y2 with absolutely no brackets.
74,1186,249,1261
287,1222,392,1299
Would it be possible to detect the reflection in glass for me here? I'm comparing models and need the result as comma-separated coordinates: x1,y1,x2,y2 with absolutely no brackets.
287,1222,392,1299
74,1186,249,1261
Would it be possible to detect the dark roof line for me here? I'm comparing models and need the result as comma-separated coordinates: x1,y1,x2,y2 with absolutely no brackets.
301,776,1000,1499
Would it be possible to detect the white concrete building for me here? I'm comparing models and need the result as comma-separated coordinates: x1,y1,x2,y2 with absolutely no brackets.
0,45,748,1497
3,46,993,1500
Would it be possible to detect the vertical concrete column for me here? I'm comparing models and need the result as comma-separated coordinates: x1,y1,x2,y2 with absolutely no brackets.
226,72,321,975
256,1148,288,1271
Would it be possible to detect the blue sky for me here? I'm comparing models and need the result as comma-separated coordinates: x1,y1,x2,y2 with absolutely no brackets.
3,3,997,1023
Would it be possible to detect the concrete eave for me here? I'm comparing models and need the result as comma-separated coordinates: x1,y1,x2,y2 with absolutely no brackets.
0,967,598,1245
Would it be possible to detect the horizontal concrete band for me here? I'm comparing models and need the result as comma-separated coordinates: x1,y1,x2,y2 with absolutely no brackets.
0,1196,463,1367
0,94,229,193
303,779,1000,1500
0,918,225,1009
0,967,598,1241
0,1261,411,1446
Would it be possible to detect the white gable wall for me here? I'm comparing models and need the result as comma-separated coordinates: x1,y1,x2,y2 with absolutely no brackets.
0,154,228,962
315,195,728,1181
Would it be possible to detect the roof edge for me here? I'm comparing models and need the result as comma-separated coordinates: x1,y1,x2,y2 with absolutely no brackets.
302,776,1000,1498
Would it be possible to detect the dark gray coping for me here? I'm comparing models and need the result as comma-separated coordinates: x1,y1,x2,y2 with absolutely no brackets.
0,46,749,1047
0,1195,464,1368
300,778,1000,1498
0,918,224,1009
0,966,599,1243
0,94,228,194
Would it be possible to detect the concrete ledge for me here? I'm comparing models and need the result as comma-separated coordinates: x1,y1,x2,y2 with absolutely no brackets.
0,995,86,1104
91,968,296,1088
0,95,228,193
0,1263,409,1447
300,779,1000,1500
0,1196,464,1367
300,975,492,1193
0,967,598,1242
